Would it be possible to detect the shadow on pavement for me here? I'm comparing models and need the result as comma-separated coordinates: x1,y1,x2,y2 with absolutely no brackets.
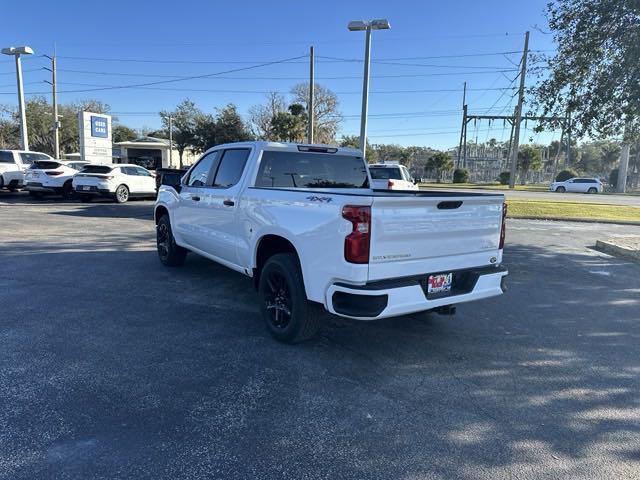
0,237,638,478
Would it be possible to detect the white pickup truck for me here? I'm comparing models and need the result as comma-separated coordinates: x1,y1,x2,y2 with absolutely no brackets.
155,141,508,343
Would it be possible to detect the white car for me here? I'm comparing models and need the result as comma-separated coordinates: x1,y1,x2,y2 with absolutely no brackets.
24,160,90,199
155,141,508,343
72,164,157,203
550,177,603,193
0,149,55,191
369,164,419,190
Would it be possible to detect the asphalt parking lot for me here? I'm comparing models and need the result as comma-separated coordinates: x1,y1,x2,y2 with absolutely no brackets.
1,193,640,480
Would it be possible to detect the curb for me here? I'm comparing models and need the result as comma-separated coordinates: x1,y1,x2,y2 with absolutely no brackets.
508,215,640,226
595,240,640,262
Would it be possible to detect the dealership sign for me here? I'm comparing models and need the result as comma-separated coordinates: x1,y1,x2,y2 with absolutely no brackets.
79,111,112,163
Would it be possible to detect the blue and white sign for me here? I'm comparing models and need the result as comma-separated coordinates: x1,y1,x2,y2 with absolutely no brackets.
91,116,109,138
79,111,112,163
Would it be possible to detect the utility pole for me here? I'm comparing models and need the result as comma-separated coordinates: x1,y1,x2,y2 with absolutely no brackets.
457,82,466,168
617,143,630,193
44,52,60,158
508,31,529,189
308,46,314,144
168,115,173,166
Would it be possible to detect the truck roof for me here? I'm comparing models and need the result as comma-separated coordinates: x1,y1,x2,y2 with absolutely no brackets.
203,141,363,157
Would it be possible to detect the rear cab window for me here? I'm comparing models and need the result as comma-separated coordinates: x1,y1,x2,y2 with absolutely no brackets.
0,151,15,164
19,152,51,165
369,166,403,181
255,150,368,189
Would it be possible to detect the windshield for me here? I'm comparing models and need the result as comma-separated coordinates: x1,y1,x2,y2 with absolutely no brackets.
369,166,404,180
255,151,368,189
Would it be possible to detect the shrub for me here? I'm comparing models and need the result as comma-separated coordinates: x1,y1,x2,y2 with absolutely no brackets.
555,169,579,182
452,168,470,183
498,171,510,185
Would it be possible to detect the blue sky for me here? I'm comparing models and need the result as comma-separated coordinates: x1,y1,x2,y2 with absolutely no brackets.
0,0,557,149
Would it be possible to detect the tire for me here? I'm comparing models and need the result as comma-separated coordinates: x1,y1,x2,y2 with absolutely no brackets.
0,176,3,189
555,186,566,193
114,184,129,203
156,215,187,267
258,253,322,343
62,180,74,200
587,187,597,194
79,194,93,203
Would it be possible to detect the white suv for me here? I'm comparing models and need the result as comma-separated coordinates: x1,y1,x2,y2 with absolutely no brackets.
550,177,603,193
24,160,89,199
72,163,157,203
0,150,54,191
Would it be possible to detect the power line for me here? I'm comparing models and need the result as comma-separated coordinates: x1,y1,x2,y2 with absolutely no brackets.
52,67,521,81
49,81,517,96
0,55,307,95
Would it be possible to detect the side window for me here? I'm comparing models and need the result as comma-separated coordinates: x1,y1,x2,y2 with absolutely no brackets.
121,167,135,176
186,151,221,187
212,149,250,188
135,167,151,177
0,151,14,163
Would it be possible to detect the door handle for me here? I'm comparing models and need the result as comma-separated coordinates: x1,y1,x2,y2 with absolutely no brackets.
223,199,235,207
192,195,201,202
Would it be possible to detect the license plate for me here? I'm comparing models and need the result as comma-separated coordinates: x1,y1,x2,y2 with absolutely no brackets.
82,185,91,191
427,273,453,295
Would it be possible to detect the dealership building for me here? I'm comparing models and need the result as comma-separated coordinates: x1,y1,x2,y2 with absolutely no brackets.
112,136,197,170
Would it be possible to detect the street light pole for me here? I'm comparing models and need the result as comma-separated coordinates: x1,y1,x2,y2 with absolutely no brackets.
348,19,390,159
359,26,372,156
2,46,34,151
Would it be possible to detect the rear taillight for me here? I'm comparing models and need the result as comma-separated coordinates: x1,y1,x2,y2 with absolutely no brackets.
387,180,395,189
342,205,371,264
46,170,63,176
499,202,507,249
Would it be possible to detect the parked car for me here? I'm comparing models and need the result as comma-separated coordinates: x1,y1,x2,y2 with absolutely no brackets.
72,164,157,203
155,167,188,192
0,149,54,191
155,142,508,343
24,160,90,199
369,163,419,190
549,177,603,193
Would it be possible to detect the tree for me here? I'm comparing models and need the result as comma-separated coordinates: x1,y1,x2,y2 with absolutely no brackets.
556,168,579,182
270,104,307,142
248,92,287,140
160,100,200,168
425,151,453,183
517,145,542,183
194,104,252,151
291,83,341,143
453,168,470,183
371,144,409,165
534,0,640,191
112,124,137,143
339,135,378,161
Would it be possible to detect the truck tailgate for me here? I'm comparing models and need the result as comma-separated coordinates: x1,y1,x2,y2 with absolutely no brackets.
368,193,505,281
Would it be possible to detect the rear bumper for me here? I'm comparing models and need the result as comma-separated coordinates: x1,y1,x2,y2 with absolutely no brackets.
24,182,60,194
325,265,508,320
74,186,113,197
